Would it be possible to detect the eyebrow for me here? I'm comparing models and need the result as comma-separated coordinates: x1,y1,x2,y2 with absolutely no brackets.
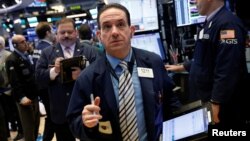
102,19,126,25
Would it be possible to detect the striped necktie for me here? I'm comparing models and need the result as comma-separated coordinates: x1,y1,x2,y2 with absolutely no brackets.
118,61,139,141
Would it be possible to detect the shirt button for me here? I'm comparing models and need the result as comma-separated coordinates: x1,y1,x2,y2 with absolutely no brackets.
66,93,70,96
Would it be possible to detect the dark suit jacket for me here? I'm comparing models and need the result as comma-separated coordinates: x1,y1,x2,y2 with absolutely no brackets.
35,41,99,124
33,40,53,89
5,51,38,102
66,48,180,141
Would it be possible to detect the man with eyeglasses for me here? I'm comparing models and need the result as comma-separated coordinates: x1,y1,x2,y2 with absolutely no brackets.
35,18,99,141
5,35,40,141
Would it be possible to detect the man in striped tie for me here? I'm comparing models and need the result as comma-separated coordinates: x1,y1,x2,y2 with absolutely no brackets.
67,3,181,141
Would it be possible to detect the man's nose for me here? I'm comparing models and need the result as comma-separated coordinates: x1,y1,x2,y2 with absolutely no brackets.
64,32,69,37
111,26,119,37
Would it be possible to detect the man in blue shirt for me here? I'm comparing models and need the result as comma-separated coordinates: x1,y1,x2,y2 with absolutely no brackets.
67,3,180,141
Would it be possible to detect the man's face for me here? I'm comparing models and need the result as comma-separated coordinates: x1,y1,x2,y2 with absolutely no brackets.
97,8,135,59
196,0,209,16
16,37,29,52
56,22,77,47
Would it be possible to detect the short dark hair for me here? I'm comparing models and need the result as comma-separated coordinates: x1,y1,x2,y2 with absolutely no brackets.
36,22,52,39
78,24,92,40
97,3,131,29
56,18,76,30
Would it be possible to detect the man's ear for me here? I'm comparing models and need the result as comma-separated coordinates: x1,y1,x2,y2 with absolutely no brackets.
96,30,101,41
130,26,136,38
12,42,17,48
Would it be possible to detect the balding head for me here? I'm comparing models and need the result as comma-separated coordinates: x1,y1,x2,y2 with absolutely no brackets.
12,35,28,52
12,35,25,45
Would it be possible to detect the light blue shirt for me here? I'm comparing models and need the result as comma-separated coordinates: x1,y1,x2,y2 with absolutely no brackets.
14,49,33,65
106,49,148,141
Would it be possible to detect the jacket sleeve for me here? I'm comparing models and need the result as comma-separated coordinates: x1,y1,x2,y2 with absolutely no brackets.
66,71,99,140
5,58,25,102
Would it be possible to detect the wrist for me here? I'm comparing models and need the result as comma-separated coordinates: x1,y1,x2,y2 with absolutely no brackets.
210,99,220,105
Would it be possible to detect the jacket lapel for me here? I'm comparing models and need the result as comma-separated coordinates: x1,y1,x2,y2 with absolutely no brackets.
73,41,82,57
94,57,119,122
133,48,156,139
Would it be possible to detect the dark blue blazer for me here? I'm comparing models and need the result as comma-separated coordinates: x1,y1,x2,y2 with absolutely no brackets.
188,6,248,103
35,41,99,124
66,48,180,141
36,40,52,50
185,6,248,124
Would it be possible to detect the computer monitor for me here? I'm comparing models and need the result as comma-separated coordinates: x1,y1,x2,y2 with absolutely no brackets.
29,0,47,7
89,8,98,19
27,17,38,28
108,0,159,32
26,28,38,42
131,32,166,60
163,101,212,141
174,0,206,27
88,20,98,37
47,17,62,23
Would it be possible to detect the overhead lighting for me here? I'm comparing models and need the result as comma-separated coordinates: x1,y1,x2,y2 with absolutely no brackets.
66,13,87,18
50,4,65,12
16,0,22,4
15,0,22,4
2,4,6,8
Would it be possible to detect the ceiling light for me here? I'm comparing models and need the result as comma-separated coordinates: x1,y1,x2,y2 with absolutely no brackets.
2,4,6,8
66,13,87,18
15,0,22,4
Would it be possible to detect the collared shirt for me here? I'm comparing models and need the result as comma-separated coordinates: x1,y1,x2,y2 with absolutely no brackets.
14,49,33,65
39,39,53,46
206,5,224,22
50,43,76,80
106,49,148,141
61,43,76,58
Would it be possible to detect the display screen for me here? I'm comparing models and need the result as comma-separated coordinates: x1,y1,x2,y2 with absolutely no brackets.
27,17,38,27
163,108,209,141
131,32,166,60
47,17,62,23
174,0,206,27
88,20,98,37
89,8,98,19
29,0,47,7
2,19,13,33
108,0,159,32
26,28,38,42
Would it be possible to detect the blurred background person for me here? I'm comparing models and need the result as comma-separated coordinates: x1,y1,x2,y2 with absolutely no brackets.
0,35,10,141
5,35,40,141
35,18,99,141
33,22,56,64
0,35,24,141
34,21,56,141
78,23,104,53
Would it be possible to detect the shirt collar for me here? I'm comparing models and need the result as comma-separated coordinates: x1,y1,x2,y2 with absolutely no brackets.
40,39,53,45
14,49,28,59
106,49,133,70
61,43,76,50
206,5,224,22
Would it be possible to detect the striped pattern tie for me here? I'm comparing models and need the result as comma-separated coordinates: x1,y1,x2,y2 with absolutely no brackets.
118,61,139,141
